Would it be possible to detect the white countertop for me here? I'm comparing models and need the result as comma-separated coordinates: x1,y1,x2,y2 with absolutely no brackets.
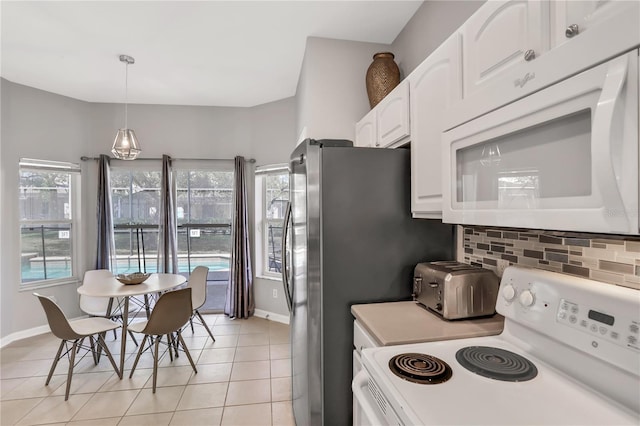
351,301,504,346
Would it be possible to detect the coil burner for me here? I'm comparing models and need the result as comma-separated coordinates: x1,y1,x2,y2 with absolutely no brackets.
388,353,452,384
456,346,538,382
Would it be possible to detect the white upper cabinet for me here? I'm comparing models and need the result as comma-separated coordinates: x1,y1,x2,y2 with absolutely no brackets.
355,80,410,149
409,34,462,219
376,81,410,147
354,108,376,148
461,0,549,99
551,0,635,48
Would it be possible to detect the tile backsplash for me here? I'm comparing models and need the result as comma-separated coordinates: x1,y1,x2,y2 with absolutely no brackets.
460,226,640,290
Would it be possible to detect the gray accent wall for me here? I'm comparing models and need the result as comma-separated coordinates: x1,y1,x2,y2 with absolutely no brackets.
1,78,295,340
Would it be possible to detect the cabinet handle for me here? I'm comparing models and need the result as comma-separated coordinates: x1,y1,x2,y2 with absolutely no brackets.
524,50,536,61
565,24,579,38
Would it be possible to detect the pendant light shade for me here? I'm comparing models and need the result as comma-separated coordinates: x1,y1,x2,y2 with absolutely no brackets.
111,54,141,160
112,129,141,160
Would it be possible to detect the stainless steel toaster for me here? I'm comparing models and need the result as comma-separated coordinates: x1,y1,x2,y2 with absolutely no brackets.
413,261,499,320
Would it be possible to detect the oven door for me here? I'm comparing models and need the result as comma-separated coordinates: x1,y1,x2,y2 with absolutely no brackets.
443,49,638,234
352,371,402,426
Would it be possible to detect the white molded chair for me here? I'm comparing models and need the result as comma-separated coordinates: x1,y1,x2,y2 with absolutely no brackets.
187,266,215,341
34,293,121,400
80,269,138,344
128,287,197,393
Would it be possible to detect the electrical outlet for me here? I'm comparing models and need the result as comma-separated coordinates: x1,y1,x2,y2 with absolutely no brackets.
272,289,278,298
496,259,509,277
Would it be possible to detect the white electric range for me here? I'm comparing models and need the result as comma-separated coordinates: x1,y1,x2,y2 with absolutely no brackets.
353,266,640,425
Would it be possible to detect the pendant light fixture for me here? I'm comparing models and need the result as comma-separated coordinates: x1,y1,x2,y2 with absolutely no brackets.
111,54,141,160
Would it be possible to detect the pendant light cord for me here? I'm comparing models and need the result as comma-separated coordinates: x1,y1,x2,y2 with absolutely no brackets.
124,60,129,129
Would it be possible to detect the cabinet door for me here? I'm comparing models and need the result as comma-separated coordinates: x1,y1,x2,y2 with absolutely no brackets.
354,109,376,148
377,81,410,147
552,0,636,48
409,33,462,218
462,0,548,98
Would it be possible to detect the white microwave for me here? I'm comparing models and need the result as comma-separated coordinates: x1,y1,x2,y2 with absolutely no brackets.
443,49,639,234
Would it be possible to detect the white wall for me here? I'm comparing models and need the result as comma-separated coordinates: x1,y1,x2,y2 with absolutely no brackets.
296,37,390,142
1,78,295,340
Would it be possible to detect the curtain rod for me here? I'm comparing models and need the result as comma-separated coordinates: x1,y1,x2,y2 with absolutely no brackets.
80,156,256,163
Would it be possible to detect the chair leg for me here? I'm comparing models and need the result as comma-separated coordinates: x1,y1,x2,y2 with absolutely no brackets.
152,336,160,393
129,335,148,378
46,340,65,385
64,340,79,401
112,329,118,340
128,330,139,346
189,317,194,334
196,310,216,342
89,336,98,365
171,332,180,358
177,331,197,374
95,332,107,364
98,334,122,379
167,334,174,362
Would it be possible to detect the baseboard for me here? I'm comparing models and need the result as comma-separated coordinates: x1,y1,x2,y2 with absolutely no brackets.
0,315,87,348
0,324,51,348
254,309,290,325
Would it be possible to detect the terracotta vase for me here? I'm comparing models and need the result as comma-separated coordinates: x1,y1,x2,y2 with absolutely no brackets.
365,52,400,109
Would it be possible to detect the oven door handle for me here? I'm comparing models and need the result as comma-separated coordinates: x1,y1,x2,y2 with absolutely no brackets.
352,370,397,426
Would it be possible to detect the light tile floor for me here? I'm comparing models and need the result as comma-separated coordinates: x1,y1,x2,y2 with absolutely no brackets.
0,315,294,426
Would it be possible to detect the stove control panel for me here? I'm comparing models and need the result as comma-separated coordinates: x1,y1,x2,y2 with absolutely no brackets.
556,299,639,351
497,266,640,376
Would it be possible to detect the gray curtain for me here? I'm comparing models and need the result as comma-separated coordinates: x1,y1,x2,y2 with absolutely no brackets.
225,156,254,319
96,154,115,270
157,154,178,273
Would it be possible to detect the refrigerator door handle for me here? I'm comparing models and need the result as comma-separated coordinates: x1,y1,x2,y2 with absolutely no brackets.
281,201,293,313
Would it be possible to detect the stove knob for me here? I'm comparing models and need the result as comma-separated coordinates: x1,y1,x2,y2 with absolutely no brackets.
502,285,516,302
519,290,535,307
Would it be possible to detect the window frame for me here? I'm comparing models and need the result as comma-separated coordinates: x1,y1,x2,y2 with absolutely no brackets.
255,164,289,280
18,158,82,289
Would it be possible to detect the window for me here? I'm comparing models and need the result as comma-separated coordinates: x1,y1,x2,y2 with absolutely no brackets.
109,163,234,277
19,159,81,286
110,168,162,273
255,164,289,278
175,168,234,274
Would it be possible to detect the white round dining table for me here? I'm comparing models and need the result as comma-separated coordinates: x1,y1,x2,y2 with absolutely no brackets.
77,273,186,378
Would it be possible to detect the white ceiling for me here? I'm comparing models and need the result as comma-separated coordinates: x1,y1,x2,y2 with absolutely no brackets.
1,1,422,107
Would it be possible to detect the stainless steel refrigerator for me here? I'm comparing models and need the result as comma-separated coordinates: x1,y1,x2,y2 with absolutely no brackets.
281,139,455,426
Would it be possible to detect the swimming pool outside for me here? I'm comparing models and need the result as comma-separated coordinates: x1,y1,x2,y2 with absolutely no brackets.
22,255,230,282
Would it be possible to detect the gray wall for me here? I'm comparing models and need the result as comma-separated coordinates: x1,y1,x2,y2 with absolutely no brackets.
1,80,92,337
391,0,485,78
1,78,295,339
